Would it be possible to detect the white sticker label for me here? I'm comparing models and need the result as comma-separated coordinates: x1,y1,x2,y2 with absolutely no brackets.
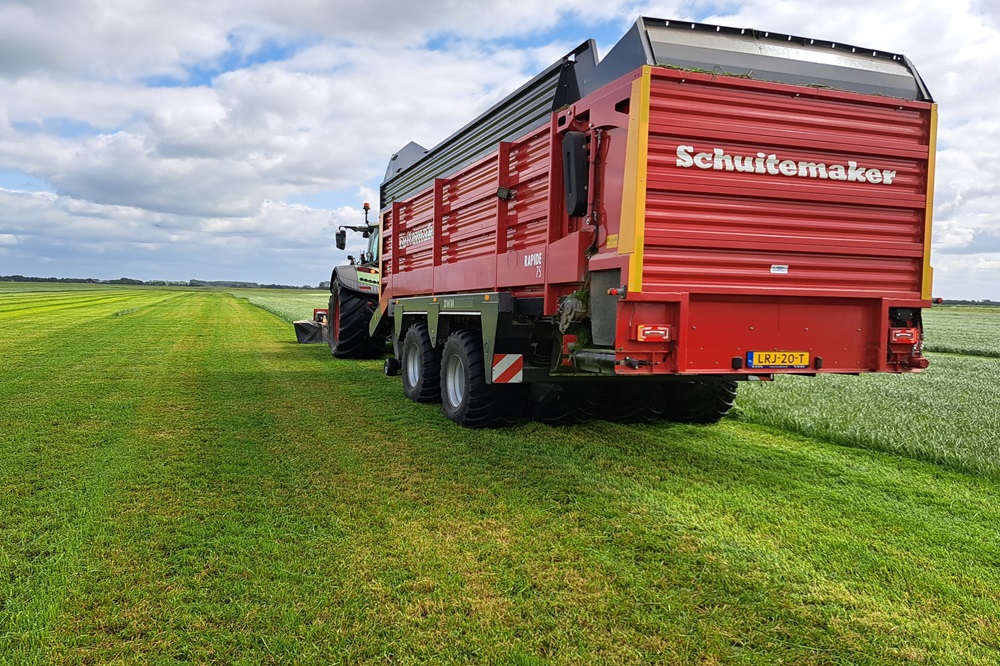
770,265,789,275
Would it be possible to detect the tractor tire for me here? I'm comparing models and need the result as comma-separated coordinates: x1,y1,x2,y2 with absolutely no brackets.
401,323,441,403
440,330,525,428
658,380,738,424
328,283,383,359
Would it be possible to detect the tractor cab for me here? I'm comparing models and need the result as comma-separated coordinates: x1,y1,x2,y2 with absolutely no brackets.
336,202,380,267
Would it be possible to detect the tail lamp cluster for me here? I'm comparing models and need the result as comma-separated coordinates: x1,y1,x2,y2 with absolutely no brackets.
888,326,928,369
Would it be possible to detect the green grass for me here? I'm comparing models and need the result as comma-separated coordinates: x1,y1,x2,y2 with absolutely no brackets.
2,287,999,664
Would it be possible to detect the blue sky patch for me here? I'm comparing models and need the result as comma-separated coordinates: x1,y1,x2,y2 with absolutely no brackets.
0,169,55,193
424,14,627,56
285,190,353,210
144,35,305,88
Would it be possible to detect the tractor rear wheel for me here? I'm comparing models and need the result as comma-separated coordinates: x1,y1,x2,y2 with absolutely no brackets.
328,283,383,359
440,330,525,428
658,380,738,424
401,323,441,402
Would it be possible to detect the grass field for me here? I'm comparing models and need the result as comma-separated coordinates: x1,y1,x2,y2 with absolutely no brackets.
2,285,998,664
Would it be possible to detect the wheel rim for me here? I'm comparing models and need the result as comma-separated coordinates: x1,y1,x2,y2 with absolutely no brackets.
404,342,421,387
445,354,465,408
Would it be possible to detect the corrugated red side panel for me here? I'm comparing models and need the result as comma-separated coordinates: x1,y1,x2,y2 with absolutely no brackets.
383,125,554,299
641,69,931,297
505,134,551,252
441,153,498,265
608,69,935,375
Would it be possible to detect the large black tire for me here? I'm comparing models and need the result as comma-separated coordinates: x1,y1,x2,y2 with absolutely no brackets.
658,380,737,424
595,383,661,424
328,283,383,359
401,323,441,403
529,383,593,426
440,330,525,428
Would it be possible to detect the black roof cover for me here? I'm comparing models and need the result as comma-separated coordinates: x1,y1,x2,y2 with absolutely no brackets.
581,17,932,102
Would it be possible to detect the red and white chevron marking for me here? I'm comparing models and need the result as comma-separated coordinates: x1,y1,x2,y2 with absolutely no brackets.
491,353,523,384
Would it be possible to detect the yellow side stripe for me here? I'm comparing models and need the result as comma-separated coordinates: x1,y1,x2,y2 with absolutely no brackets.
922,104,938,301
618,67,652,293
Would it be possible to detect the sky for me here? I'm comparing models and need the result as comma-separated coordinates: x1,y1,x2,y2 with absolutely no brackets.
0,0,997,298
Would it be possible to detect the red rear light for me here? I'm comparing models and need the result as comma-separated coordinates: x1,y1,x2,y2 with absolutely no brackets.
636,325,672,342
889,327,919,344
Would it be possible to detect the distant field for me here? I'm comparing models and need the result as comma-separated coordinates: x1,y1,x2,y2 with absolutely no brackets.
2,286,998,664
0,281,149,292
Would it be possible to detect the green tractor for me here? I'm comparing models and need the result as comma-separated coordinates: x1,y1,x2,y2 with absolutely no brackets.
327,203,386,359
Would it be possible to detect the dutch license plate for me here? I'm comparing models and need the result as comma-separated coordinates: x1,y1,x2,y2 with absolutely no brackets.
747,351,810,369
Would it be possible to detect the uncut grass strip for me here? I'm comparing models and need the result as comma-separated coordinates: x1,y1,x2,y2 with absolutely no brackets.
924,348,1000,360
924,307,1000,359
228,289,330,324
732,354,1000,478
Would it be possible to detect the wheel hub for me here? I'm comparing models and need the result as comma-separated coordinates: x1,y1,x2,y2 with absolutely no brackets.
445,355,465,408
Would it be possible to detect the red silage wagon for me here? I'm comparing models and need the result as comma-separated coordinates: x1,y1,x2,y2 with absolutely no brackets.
328,17,937,427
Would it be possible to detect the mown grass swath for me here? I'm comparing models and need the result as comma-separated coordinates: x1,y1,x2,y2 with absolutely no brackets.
1,286,998,664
